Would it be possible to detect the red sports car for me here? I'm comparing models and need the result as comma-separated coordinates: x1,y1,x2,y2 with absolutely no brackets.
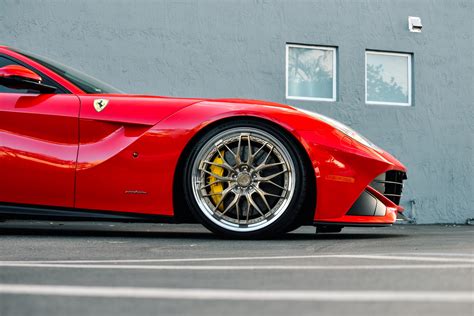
0,46,407,238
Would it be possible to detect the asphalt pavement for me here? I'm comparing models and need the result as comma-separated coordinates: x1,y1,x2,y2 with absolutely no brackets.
0,221,472,316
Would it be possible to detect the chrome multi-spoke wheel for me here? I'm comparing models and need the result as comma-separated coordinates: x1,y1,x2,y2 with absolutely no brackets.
190,127,297,233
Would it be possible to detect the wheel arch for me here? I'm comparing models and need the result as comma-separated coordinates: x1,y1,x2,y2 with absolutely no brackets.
172,115,316,225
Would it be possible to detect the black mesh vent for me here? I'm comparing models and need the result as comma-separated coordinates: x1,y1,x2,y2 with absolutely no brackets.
370,171,406,205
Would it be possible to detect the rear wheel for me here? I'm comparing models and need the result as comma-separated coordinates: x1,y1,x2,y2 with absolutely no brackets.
182,120,308,238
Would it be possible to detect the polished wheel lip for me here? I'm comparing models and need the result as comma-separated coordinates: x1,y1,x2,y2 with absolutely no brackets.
191,127,296,233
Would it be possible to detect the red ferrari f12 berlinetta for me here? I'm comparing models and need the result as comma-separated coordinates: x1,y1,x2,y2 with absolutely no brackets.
0,46,407,238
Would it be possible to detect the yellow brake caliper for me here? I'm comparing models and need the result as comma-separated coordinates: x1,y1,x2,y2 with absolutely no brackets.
208,152,225,211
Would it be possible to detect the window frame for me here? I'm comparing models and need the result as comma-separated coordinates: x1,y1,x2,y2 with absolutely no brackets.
285,44,337,102
365,50,412,106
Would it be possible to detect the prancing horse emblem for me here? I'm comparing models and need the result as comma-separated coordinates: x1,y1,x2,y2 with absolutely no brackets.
93,99,109,112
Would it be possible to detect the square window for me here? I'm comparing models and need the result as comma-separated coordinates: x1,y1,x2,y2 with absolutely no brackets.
286,44,336,102
366,51,412,106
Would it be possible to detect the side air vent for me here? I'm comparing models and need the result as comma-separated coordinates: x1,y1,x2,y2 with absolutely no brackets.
370,171,407,205
347,190,387,217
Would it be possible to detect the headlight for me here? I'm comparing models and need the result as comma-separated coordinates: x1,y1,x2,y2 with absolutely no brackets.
298,109,380,150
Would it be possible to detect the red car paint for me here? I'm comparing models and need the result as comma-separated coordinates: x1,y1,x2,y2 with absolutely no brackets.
0,46,406,225
0,64,42,82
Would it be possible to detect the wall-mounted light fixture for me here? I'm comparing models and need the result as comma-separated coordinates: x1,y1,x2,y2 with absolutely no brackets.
408,16,422,32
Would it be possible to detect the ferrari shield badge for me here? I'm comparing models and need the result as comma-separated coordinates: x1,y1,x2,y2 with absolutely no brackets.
93,99,109,112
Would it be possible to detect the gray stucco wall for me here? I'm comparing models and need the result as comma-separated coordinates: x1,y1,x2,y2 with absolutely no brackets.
1,0,472,223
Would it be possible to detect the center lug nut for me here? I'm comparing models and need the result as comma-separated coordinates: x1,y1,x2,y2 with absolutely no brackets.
236,172,252,187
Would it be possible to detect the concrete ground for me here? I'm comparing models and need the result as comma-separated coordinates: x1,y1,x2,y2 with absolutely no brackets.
0,222,472,316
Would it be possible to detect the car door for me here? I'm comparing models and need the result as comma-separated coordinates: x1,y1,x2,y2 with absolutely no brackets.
74,95,194,215
0,55,80,208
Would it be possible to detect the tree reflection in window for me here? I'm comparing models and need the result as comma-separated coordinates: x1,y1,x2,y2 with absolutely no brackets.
367,64,407,103
366,52,411,105
287,46,335,100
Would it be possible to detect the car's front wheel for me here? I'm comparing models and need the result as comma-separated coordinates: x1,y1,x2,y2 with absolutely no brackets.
182,120,308,238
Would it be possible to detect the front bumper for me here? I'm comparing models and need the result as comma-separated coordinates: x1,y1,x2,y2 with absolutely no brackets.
297,130,407,226
314,171,407,225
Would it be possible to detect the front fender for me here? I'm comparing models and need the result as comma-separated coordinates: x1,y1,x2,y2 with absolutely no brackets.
155,101,406,222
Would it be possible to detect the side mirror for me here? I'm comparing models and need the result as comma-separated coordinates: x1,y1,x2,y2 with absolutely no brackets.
0,65,56,93
0,65,42,82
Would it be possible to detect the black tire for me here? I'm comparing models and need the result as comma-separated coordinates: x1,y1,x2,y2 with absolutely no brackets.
181,119,309,238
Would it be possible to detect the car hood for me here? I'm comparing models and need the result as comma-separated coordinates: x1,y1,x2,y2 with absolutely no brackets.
112,94,294,109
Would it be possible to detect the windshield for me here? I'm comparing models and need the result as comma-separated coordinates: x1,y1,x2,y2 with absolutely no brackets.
13,48,124,94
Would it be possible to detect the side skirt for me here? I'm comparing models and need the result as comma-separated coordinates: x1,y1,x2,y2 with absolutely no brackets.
0,203,177,223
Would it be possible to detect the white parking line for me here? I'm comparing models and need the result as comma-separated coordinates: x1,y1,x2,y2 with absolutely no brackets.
397,252,474,257
0,284,472,302
0,254,345,264
1,253,473,265
333,254,474,263
0,263,471,270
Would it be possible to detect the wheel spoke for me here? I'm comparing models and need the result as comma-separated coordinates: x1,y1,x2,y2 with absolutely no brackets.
212,185,235,211
200,169,233,181
254,187,272,211
258,145,274,167
235,197,240,221
254,161,286,172
265,180,288,191
248,141,268,166
257,169,288,181
246,134,253,165
256,186,286,198
200,179,226,190
220,193,240,217
214,148,236,170
202,191,224,197
247,193,265,217
202,160,235,173
223,143,236,157
235,133,245,165
222,143,239,168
